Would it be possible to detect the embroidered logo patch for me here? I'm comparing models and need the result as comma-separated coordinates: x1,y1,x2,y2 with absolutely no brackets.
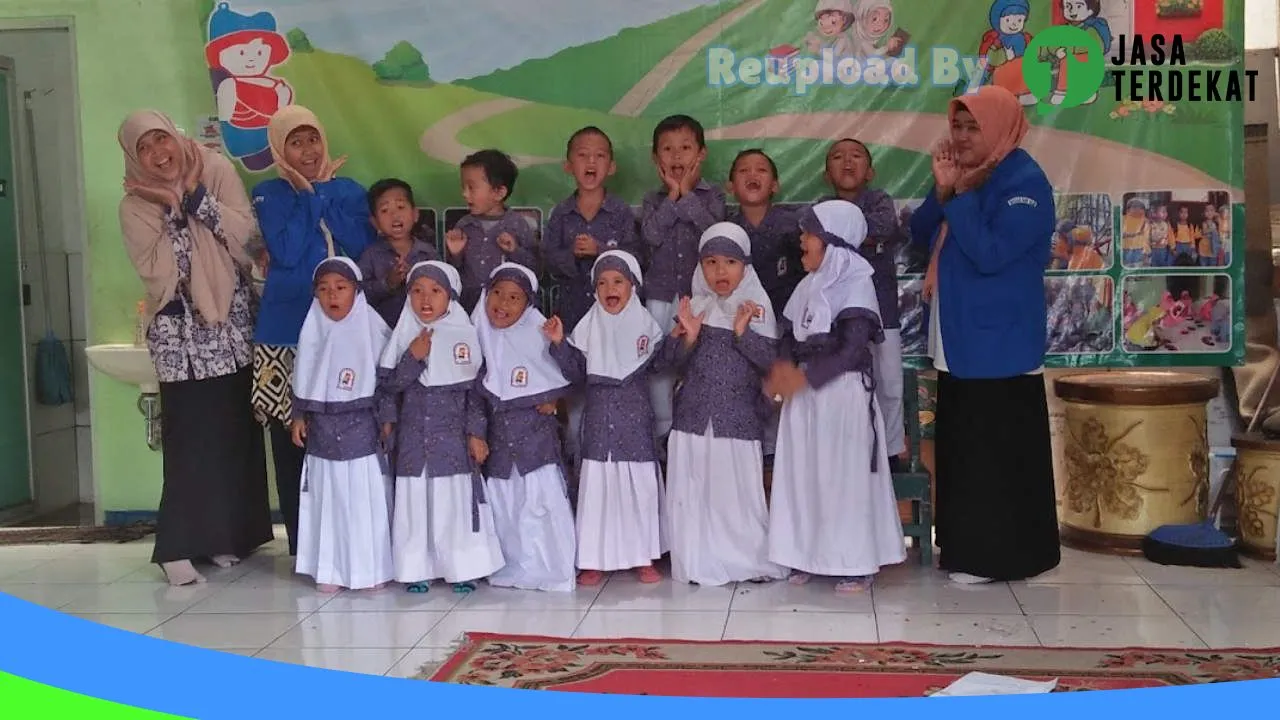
776,257,788,276
336,368,356,391
606,239,619,248
751,304,766,323
1007,196,1038,208
636,335,650,357
801,310,814,329
453,343,472,365
511,366,529,388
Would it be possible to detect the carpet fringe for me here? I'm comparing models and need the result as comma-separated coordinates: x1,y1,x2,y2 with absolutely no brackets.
412,632,470,680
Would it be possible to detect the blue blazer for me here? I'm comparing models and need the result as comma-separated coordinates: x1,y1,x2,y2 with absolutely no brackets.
250,177,376,346
909,148,1054,379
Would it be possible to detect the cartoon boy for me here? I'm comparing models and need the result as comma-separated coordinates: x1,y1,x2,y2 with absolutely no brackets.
204,3,294,171
980,0,1035,105
1042,0,1113,106
805,0,856,56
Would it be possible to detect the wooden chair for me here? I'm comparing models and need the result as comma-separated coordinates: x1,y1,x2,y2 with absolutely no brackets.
892,368,934,565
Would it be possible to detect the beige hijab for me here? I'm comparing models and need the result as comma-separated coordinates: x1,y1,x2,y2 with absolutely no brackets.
267,104,331,184
923,86,1030,299
118,110,256,326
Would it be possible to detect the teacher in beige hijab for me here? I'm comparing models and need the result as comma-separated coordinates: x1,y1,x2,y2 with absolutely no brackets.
118,109,273,586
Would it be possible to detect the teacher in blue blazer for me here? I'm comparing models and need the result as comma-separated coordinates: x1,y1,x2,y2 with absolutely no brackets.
909,85,1061,585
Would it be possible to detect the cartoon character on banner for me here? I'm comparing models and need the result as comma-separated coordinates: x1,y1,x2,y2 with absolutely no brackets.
1039,0,1113,106
204,2,294,171
849,0,908,58
804,0,857,56
979,0,1036,106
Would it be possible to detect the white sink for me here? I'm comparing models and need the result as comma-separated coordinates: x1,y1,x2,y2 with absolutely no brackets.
86,344,159,394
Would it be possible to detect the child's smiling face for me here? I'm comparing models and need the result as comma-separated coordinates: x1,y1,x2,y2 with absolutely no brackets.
730,153,778,207
825,140,874,194
700,255,746,297
485,279,528,330
461,165,507,216
565,133,615,193
999,13,1027,33
653,127,706,186
410,276,450,323
284,126,324,181
865,7,892,36
800,232,827,273
315,272,357,322
373,187,419,243
595,269,633,315
818,10,846,36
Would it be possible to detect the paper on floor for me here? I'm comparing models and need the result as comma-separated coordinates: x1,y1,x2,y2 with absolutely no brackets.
930,672,1058,697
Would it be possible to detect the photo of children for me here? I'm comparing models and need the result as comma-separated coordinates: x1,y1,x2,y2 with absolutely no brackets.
1046,275,1114,354
898,277,927,357
1122,274,1231,353
1048,193,1112,272
1120,190,1231,269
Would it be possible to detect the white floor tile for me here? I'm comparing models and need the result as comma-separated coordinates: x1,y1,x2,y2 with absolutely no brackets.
416,609,586,648
255,647,413,676
1021,550,1146,585
1181,615,1280,649
268,611,447,649
872,581,1022,615
1154,585,1280,620
723,611,878,642
0,557,52,580
730,578,874,614
591,576,735,612
574,610,726,640
0,545,84,561
59,582,218,615
0,582,100,610
1,556,148,584
1029,615,1206,648
147,612,308,650
455,582,602,611
185,585,340,614
1012,584,1176,616
115,560,254,585
69,612,173,635
386,646,457,679
316,586,465,613
1127,558,1280,587
876,614,1040,646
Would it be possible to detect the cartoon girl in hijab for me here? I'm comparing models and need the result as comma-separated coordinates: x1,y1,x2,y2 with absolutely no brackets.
849,0,906,57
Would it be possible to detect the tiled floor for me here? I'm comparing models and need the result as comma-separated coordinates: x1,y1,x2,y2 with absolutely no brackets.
3,528,1280,679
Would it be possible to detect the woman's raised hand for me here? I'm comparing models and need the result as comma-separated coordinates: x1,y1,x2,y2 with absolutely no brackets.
124,179,181,214
931,139,960,195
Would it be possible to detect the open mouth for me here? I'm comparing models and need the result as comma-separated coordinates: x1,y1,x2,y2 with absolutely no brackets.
583,168,599,180
713,279,732,292
492,309,510,322
390,220,406,233
326,302,343,313
744,179,762,191
603,294,623,311
669,165,686,177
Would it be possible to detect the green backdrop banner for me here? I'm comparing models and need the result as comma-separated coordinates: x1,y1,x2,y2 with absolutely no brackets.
196,0,1247,368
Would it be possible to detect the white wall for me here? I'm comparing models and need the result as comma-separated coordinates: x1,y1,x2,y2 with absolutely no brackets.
0,26,92,511
1246,0,1278,49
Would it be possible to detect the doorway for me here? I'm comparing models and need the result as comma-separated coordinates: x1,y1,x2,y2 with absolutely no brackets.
0,22,93,527
0,56,32,520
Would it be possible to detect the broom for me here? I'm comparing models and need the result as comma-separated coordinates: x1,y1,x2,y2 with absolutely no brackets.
1140,363,1280,568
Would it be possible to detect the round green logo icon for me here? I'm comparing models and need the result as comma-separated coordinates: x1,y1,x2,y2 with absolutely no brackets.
1023,26,1106,113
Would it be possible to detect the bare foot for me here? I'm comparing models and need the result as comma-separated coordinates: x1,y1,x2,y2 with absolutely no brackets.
210,554,240,569
577,570,604,586
316,583,342,594
636,565,662,584
787,571,811,586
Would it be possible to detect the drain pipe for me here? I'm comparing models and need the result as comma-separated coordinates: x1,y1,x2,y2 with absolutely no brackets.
136,392,162,452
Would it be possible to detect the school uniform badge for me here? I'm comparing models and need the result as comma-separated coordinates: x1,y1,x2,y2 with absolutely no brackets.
511,366,529,387
453,343,472,365
336,368,356,391
801,310,814,329
751,304,766,323
636,335,650,357
776,256,788,276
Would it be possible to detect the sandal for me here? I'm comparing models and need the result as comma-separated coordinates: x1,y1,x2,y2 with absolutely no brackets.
406,582,430,594
452,581,477,594
835,576,874,594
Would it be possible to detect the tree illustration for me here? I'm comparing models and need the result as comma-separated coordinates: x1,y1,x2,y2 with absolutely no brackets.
372,41,431,83
286,28,314,52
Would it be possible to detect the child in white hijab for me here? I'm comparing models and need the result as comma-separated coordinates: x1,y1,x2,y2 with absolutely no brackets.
472,263,578,592
543,250,668,586
378,260,505,594
662,222,788,586
766,201,906,594
291,257,396,592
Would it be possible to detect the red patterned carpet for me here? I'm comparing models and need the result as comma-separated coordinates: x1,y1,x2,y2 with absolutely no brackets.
423,633,1280,696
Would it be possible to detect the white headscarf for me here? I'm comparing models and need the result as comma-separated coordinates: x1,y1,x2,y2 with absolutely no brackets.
568,250,663,381
851,0,893,56
379,261,480,388
471,263,571,402
783,201,881,342
294,257,392,404
691,222,779,339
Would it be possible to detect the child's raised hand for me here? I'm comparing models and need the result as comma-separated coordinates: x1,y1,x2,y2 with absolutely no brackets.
680,157,702,195
409,328,433,360
734,301,759,337
290,418,307,448
318,155,347,182
542,316,565,345
445,228,467,256
659,164,681,198
496,231,517,253
387,258,408,289
675,296,705,345
468,435,489,465
536,402,558,416
573,234,599,258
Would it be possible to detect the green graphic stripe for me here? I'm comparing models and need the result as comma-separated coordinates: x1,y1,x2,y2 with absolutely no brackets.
0,671,191,719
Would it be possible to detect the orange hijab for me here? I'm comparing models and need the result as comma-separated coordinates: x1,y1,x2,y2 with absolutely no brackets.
118,110,255,326
923,86,1030,299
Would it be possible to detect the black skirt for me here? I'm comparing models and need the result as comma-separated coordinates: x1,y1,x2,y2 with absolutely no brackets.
934,371,1061,581
153,366,274,564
